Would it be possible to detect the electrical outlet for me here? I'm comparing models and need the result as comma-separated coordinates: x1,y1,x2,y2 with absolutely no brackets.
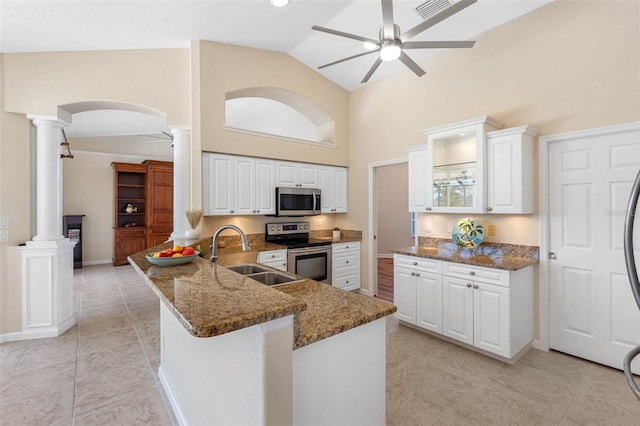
0,230,8,243
422,220,432,233
446,222,453,233
488,224,496,236
0,217,8,228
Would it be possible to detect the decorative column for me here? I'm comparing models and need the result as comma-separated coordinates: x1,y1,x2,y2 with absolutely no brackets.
14,115,75,341
170,128,192,240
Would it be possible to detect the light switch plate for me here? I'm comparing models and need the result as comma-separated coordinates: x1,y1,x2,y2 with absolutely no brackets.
0,217,8,228
422,220,432,233
0,230,8,243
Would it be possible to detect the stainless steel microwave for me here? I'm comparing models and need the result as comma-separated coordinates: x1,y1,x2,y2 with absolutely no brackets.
275,187,321,216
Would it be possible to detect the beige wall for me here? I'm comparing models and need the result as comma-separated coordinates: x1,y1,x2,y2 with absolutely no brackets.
346,0,640,296
195,40,350,167
3,48,190,124
376,163,414,255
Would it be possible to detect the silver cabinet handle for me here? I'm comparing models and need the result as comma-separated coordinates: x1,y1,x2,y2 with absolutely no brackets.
411,272,416,276
230,210,234,213
346,260,349,264
466,283,472,287
487,207,493,212
469,271,475,276
416,273,420,277
473,284,479,289
426,207,432,211
346,280,349,284
413,261,418,266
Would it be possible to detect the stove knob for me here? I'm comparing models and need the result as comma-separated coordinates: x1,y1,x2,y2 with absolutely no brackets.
276,225,281,231
303,224,308,230
269,226,275,231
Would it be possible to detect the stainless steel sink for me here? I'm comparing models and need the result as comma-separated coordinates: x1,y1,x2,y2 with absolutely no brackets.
227,264,268,275
226,263,303,287
248,271,302,286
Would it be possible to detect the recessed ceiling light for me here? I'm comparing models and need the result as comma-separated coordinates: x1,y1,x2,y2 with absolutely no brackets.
271,0,290,7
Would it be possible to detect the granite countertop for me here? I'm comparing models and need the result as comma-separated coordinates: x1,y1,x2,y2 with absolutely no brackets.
314,236,362,244
392,243,538,271
129,241,396,349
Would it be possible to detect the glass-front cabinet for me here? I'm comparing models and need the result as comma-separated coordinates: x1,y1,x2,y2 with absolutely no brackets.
409,116,503,213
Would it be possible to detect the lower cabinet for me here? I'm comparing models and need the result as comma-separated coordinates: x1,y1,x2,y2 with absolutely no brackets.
114,228,146,266
332,242,360,291
257,249,287,271
394,254,533,359
393,255,443,333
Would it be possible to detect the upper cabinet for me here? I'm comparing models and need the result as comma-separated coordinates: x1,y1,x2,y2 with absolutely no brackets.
410,116,503,213
319,165,348,213
275,161,319,188
486,126,539,214
202,153,276,216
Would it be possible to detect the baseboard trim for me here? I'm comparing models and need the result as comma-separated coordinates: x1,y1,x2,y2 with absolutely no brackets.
82,259,112,266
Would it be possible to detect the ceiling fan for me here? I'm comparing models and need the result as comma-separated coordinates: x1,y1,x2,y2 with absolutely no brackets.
312,0,477,83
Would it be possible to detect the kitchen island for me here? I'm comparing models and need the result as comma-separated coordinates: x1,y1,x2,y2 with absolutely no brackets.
128,242,396,426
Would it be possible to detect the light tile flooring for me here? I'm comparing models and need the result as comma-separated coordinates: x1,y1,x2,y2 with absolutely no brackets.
1,264,639,425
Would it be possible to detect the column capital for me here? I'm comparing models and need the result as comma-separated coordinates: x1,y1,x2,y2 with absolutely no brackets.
27,114,71,128
170,127,191,137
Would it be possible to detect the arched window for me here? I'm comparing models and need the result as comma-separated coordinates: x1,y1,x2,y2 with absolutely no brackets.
224,87,335,145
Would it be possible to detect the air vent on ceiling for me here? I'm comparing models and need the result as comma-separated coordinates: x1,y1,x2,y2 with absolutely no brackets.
414,0,454,20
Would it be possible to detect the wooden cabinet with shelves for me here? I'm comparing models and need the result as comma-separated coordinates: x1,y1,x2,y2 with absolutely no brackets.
112,160,173,266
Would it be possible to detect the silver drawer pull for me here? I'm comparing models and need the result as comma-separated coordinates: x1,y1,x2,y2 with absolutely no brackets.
469,271,475,276
466,283,472,287
411,272,416,276
413,261,418,266
473,284,479,289
416,273,420,277
346,260,349,264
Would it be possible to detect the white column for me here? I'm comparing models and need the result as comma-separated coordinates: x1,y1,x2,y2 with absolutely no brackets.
30,117,67,241
170,128,192,239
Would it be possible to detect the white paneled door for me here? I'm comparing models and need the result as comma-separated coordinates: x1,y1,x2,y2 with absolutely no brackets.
549,124,640,373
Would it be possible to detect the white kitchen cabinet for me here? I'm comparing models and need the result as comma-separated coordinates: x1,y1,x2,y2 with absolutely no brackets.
257,249,287,271
276,161,318,188
393,254,443,333
420,116,503,214
486,125,538,214
332,242,360,291
319,165,348,213
407,147,430,212
442,261,533,359
202,153,275,216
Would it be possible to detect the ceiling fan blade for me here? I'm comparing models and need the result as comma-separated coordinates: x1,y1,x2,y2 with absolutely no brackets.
381,0,395,40
318,50,379,69
398,51,426,77
312,25,378,45
361,58,383,83
400,0,477,42
402,40,476,49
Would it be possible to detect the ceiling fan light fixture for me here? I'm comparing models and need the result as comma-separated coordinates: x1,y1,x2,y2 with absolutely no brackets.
270,0,290,7
379,41,401,61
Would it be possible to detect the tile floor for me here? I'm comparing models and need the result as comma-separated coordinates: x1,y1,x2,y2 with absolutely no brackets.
1,264,639,425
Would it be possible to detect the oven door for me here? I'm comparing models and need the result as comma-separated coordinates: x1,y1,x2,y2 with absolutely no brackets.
287,246,332,284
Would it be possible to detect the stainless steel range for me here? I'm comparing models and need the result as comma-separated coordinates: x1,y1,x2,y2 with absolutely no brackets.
265,222,332,284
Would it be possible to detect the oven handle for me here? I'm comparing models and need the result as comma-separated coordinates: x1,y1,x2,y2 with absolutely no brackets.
288,246,331,254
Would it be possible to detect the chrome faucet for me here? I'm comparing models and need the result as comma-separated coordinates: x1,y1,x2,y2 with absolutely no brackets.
210,225,251,262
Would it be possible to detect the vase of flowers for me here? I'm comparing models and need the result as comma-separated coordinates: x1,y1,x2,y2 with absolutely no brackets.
185,209,203,239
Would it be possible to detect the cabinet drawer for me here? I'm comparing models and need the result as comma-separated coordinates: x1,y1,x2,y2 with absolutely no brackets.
334,252,359,270
259,260,287,271
333,273,360,291
257,249,287,263
332,241,360,253
443,262,510,287
394,254,442,274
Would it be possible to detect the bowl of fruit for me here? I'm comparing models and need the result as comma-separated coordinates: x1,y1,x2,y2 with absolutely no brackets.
146,245,200,267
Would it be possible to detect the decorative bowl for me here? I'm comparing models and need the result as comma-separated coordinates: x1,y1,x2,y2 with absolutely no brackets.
452,218,484,248
146,252,199,267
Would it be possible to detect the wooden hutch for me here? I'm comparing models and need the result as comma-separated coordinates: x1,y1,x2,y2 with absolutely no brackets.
112,160,173,266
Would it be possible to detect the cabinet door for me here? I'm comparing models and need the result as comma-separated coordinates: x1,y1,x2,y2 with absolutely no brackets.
393,267,416,324
318,166,334,213
474,283,510,357
147,165,173,228
332,167,348,213
255,159,276,214
416,272,443,333
442,276,474,345
298,163,319,188
234,157,256,215
408,148,430,212
276,161,298,187
203,154,234,215
486,128,535,214
114,229,146,266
